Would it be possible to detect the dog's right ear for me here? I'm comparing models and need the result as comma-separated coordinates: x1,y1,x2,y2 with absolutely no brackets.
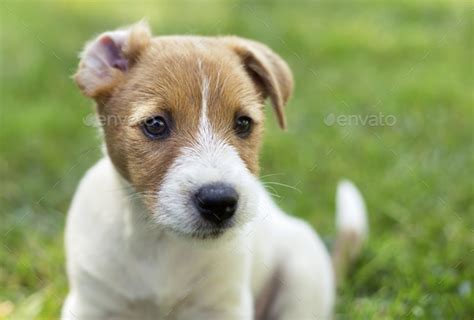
74,21,151,100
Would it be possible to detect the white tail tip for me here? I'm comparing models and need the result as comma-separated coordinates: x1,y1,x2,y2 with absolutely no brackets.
336,180,368,241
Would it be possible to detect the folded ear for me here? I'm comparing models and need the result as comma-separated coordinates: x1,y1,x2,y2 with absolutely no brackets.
221,37,293,129
74,21,152,99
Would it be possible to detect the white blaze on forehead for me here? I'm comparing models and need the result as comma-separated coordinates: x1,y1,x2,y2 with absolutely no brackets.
197,59,223,137
200,73,210,131
197,60,220,151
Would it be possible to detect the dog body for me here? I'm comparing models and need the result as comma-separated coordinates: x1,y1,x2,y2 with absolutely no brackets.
63,157,334,319
62,22,367,319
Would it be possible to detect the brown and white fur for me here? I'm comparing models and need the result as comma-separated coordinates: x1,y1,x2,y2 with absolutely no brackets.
62,21,368,320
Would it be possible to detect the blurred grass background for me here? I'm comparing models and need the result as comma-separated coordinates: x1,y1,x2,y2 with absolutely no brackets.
0,0,473,318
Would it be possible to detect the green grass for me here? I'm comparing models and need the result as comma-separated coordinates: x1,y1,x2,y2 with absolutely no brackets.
1,0,472,318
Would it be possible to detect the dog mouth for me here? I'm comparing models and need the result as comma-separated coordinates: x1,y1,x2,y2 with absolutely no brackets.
155,209,239,240
181,219,236,240
189,228,226,240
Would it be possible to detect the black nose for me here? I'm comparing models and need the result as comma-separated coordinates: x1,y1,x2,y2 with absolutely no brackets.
194,183,239,224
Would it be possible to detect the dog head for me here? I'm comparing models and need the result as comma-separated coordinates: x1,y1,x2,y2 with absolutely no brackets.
75,21,293,238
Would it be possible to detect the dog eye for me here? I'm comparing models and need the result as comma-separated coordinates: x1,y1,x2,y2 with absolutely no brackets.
141,116,170,140
234,116,253,138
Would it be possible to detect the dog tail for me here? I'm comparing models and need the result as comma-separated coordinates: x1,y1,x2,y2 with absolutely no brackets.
332,179,368,285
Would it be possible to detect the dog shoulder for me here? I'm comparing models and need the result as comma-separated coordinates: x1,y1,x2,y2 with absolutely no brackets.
69,157,122,211
65,156,126,254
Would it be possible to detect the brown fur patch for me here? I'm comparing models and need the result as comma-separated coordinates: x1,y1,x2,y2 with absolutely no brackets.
255,268,283,320
332,230,363,286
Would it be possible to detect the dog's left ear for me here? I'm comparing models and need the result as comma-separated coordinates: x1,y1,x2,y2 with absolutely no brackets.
74,21,152,100
222,37,294,130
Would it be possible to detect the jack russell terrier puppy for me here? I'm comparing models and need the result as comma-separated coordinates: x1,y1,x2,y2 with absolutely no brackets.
62,21,368,320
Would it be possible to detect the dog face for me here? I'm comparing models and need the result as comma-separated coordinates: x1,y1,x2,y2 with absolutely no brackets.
75,22,293,238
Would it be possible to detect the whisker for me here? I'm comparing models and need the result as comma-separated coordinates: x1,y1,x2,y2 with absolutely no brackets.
259,172,285,179
262,185,280,198
262,181,302,194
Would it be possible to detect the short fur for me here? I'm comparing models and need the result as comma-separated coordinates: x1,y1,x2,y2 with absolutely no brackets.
63,21,367,320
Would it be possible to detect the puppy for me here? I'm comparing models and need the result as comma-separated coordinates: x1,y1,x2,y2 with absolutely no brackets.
62,21,368,320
